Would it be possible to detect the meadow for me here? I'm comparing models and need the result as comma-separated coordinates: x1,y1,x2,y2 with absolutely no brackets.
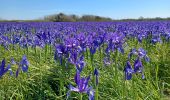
0,21,170,100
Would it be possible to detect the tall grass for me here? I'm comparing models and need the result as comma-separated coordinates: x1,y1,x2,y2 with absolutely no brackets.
0,36,169,100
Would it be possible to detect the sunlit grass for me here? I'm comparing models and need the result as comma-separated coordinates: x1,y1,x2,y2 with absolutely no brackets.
0,38,170,99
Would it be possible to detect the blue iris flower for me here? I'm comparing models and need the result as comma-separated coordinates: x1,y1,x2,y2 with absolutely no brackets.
128,48,137,59
0,59,12,78
134,58,143,73
20,55,29,72
124,61,134,80
90,47,97,55
75,56,85,72
16,55,29,77
128,48,150,62
94,68,99,85
54,44,67,65
67,71,94,100
151,36,162,44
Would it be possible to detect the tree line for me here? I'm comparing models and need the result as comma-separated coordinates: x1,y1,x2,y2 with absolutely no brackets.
1,13,170,22
43,13,112,22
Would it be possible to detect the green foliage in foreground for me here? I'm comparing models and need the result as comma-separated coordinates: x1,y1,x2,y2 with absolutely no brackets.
0,39,170,100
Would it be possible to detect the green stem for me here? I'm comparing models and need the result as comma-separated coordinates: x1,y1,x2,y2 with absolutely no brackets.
115,50,118,82
91,54,95,84
18,45,20,56
59,77,63,97
34,46,38,66
86,49,89,60
156,64,160,99
49,45,52,56
79,93,83,100
34,46,37,56
59,68,63,98
122,79,126,100
26,45,29,56
132,75,136,100
95,85,99,100
39,48,41,63
45,44,48,62
99,47,103,69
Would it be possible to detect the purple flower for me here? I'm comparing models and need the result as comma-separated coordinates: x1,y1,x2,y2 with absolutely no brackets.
106,32,125,53
151,36,162,44
20,55,29,72
165,32,170,40
16,67,20,77
138,48,147,58
0,59,11,78
118,46,124,54
103,57,111,66
128,48,150,62
126,48,149,80
133,58,146,79
87,87,95,100
67,71,94,100
16,55,29,77
55,44,67,55
144,55,150,62
134,58,143,73
65,37,79,49
54,44,67,65
90,47,97,55
19,36,28,48
94,68,99,85
72,71,90,93
124,61,134,80
11,58,16,65
128,48,137,59
75,56,85,72
137,33,147,43
68,51,78,65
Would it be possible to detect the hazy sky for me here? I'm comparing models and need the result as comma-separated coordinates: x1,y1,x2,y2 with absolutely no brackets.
0,0,170,20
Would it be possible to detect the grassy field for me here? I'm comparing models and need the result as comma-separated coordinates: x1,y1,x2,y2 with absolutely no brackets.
0,22,170,100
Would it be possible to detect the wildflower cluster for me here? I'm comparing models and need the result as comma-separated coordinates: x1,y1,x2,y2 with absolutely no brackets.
124,48,150,80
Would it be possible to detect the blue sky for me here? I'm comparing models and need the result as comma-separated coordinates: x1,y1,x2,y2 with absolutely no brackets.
0,0,170,20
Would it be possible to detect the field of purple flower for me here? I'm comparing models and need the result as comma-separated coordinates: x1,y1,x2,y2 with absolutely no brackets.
0,21,170,100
